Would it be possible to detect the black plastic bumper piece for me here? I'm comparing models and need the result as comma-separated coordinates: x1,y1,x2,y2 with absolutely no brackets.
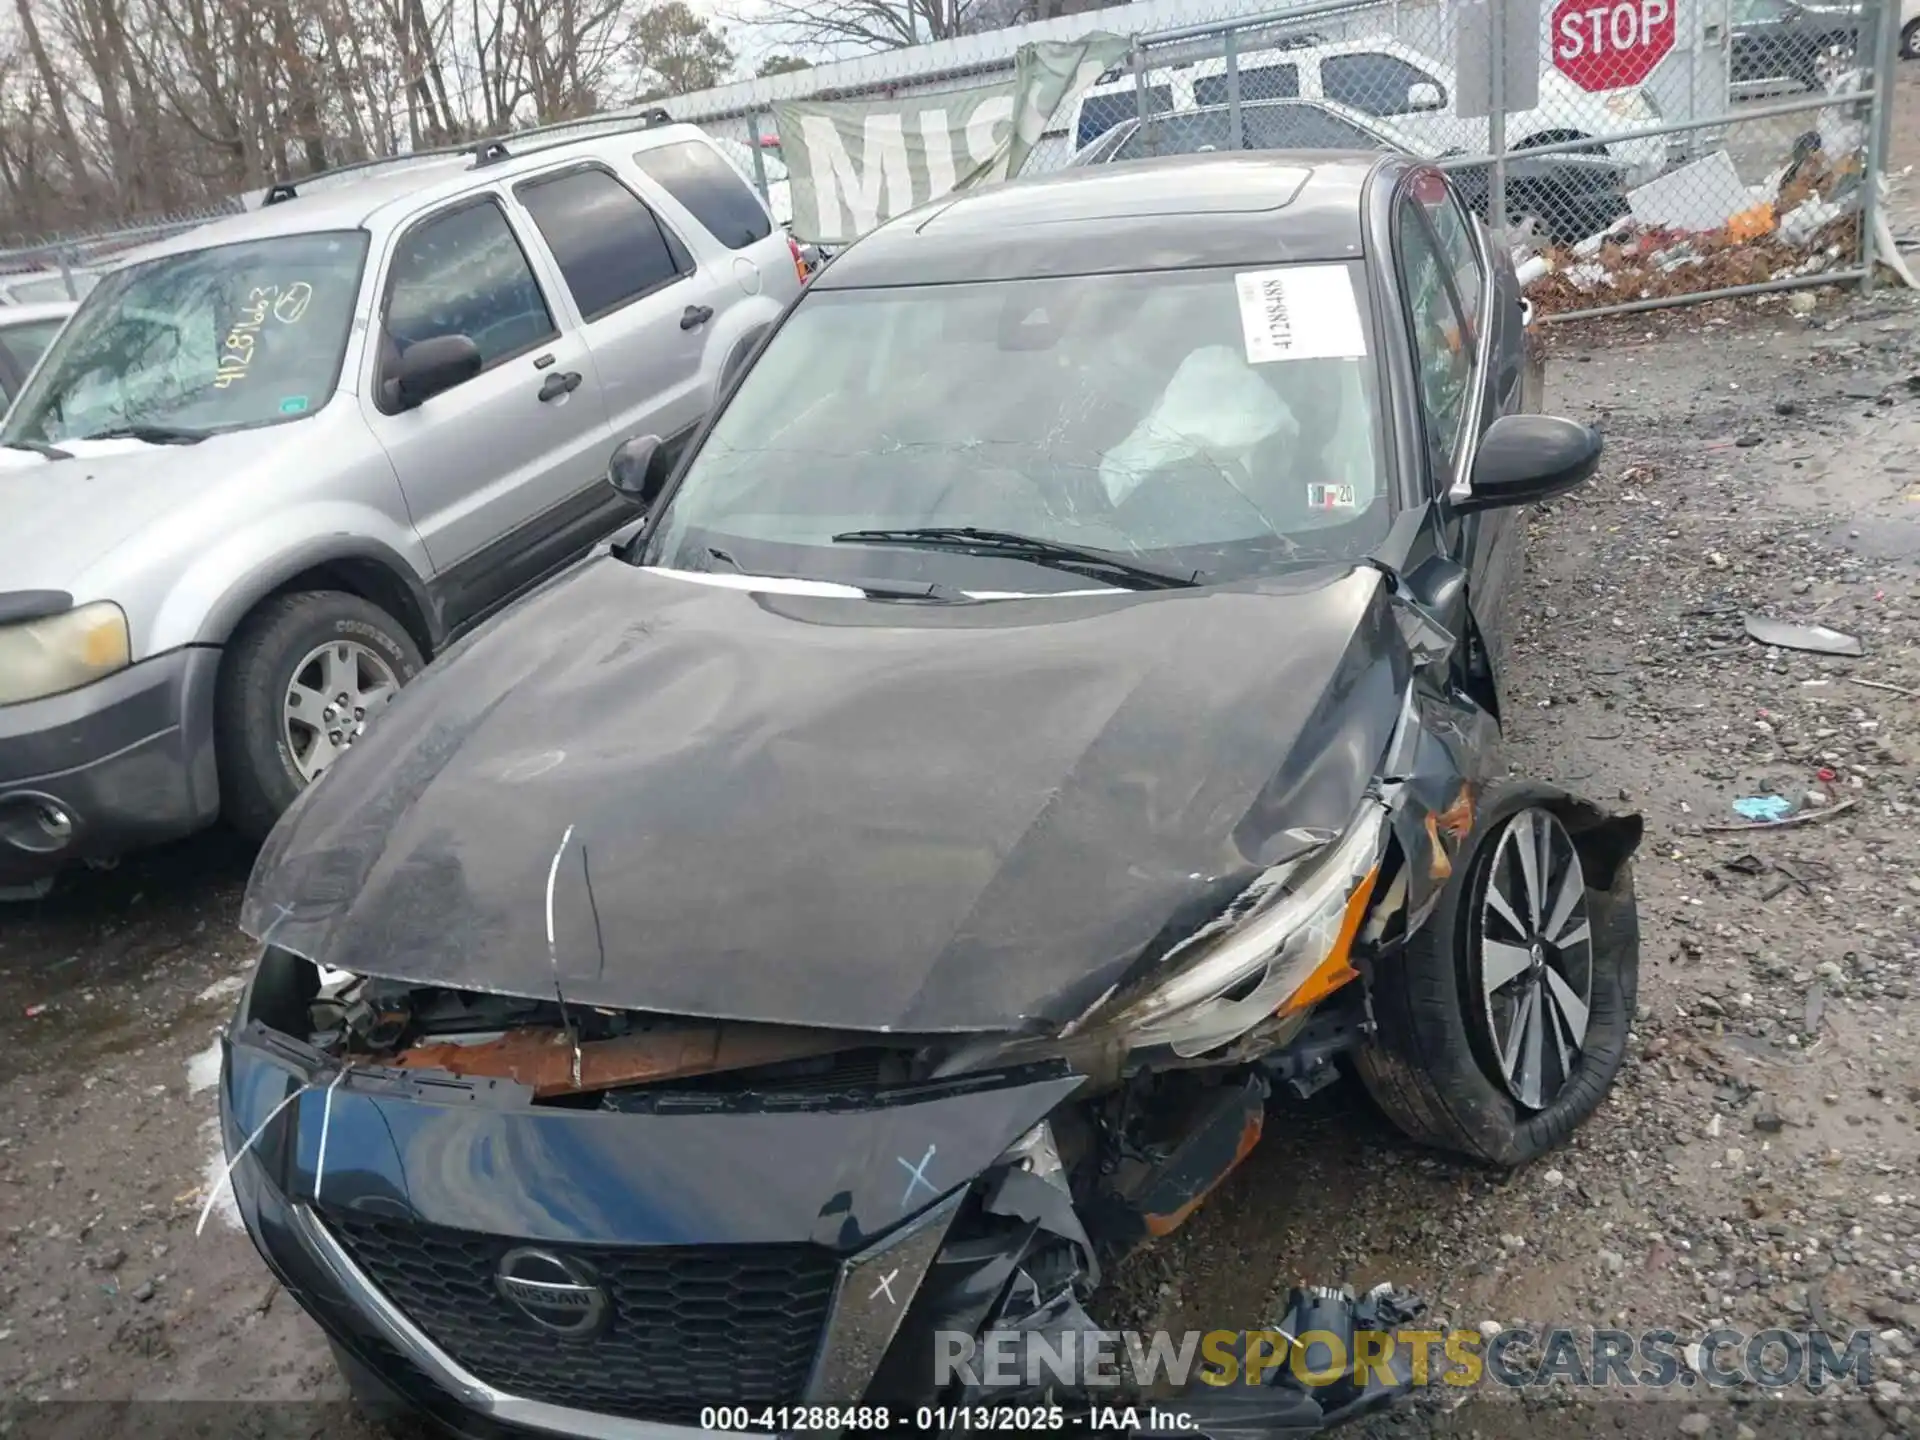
1139,1284,1427,1440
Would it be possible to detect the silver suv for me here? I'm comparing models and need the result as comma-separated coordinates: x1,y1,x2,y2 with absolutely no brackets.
0,117,802,890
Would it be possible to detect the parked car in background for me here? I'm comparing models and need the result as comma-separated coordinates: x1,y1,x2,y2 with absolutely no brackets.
1905,0,1918,57
1070,98,1630,244
1067,32,1669,185
1729,0,1862,93
712,134,794,228
0,116,802,894
0,301,75,412
223,150,1641,1438
0,269,101,305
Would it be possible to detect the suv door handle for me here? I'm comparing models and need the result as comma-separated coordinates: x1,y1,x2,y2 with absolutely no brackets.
680,305,714,331
538,371,583,402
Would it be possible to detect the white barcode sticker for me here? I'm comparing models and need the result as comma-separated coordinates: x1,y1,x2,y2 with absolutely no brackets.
1234,266,1367,365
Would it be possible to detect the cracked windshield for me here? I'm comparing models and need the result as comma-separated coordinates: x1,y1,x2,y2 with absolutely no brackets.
1,231,368,446
644,262,1388,590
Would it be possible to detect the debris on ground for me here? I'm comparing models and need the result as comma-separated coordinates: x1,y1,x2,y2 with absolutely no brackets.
1743,615,1866,655
1732,794,1797,822
1702,797,1862,833
1523,128,1873,314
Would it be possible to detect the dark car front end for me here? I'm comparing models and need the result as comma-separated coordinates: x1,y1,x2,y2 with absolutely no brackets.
220,951,1097,1436
221,154,1639,1440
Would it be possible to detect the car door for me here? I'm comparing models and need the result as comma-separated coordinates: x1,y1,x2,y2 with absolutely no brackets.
511,162,728,474
363,192,613,628
1394,174,1518,674
1317,50,1471,153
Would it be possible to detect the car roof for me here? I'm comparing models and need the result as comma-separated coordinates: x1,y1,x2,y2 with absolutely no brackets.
1078,32,1429,95
104,122,718,267
0,300,78,326
815,152,1390,289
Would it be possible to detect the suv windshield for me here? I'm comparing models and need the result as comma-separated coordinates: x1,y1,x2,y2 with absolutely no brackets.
1,231,369,446
643,264,1388,590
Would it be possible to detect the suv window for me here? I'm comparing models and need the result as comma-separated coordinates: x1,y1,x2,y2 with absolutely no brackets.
631,140,772,251
1077,85,1173,147
1193,63,1300,105
1322,53,1448,116
1399,203,1474,481
1410,172,1483,340
1115,104,1385,159
384,200,556,382
516,166,687,322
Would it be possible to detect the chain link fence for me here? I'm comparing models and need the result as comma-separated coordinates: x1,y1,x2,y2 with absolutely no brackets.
0,0,1901,322
0,201,248,301
684,0,1899,319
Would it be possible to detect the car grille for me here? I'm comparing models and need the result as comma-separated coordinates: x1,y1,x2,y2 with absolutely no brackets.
324,1209,839,1423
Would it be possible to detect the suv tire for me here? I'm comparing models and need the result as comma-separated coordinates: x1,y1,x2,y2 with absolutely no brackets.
1355,790,1640,1168
216,591,424,842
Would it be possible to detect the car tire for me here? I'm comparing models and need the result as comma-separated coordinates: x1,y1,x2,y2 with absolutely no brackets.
216,591,424,842
1903,18,1918,58
1355,788,1640,1168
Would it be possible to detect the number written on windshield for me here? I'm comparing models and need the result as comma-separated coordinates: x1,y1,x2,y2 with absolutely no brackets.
216,282,316,389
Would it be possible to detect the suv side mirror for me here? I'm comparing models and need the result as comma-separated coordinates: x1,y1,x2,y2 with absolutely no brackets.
1407,82,1445,110
393,334,482,410
1456,414,1602,512
608,434,666,505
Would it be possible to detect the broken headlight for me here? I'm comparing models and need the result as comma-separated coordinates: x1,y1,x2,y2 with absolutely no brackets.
930,798,1389,1078
1086,797,1387,1057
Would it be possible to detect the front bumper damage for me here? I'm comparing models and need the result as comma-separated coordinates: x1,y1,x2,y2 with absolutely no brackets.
220,954,1425,1440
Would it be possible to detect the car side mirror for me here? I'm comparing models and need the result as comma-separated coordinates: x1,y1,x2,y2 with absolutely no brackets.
1456,414,1602,512
393,334,482,410
608,433,666,505
1407,82,1445,110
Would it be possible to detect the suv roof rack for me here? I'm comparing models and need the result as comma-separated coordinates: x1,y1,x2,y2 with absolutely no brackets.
462,108,678,168
261,108,680,203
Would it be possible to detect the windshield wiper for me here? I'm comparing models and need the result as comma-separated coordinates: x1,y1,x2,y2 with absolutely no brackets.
78,423,210,446
831,526,1201,590
703,545,964,601
2,439,73,460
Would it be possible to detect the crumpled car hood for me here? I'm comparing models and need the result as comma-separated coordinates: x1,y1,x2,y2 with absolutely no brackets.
242,558,1410,1034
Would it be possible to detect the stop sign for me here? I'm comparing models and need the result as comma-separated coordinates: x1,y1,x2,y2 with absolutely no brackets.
1551,0,1675,91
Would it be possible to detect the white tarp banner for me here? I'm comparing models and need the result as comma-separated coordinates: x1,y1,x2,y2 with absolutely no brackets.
774,33,1131,246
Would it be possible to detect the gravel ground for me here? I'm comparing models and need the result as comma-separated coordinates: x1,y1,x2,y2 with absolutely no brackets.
4,229,1920,1440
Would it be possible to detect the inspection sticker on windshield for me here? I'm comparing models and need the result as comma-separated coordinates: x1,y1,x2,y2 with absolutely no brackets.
1234,266,1366,365
1307,483,1358,510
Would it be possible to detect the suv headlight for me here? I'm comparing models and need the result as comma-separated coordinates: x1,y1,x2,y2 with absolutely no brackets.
0,602,132,705
1087,798,1389,1057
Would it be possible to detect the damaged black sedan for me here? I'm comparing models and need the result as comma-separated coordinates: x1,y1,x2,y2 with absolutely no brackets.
219,153,1642,1439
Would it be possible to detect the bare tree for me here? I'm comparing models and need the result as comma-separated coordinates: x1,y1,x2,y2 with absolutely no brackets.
0,0,746,242
728,0,1123,52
